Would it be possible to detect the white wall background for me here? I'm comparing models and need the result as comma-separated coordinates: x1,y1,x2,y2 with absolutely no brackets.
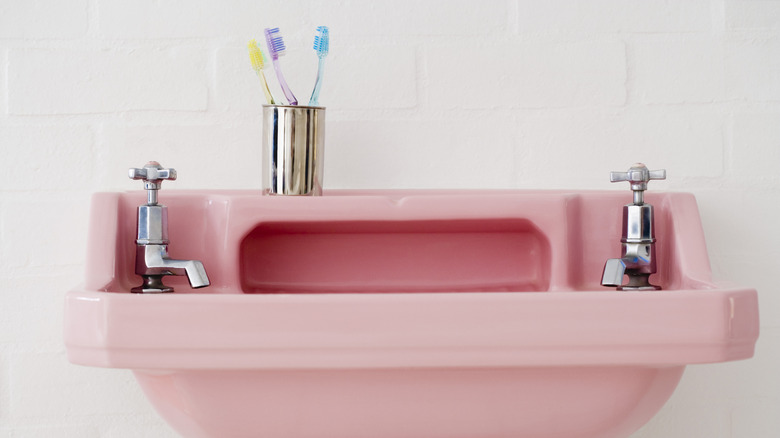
0,0,777,436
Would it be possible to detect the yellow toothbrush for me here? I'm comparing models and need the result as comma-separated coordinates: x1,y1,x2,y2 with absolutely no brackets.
247,39,276,104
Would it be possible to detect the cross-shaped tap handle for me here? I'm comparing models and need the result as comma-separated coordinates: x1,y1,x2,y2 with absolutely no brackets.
129,161,177,189
609,163,666,204
129,161,177,205
610,163,665,190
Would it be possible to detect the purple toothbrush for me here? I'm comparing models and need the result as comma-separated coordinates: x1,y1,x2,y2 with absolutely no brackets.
264,27,298,105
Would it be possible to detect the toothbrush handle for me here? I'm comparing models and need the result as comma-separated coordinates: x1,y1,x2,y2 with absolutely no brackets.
309,57,325,106
257,71,276,105
273,59,298,105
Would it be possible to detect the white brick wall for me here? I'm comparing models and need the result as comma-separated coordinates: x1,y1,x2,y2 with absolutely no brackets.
310,0,509,36
1,0,778,436
327,119,516,189
427,41,627,108
516,0,713,35
9,48,209,114
0,0,89,39
633,39,726,104
726,38,780,102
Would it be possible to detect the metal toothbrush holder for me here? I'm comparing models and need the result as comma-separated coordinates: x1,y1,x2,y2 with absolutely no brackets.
262,104,325,196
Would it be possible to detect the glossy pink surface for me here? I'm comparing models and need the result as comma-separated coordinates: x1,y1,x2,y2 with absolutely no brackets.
64,190,759,438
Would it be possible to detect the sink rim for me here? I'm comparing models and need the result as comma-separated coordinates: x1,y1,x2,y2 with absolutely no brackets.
65,286,758,370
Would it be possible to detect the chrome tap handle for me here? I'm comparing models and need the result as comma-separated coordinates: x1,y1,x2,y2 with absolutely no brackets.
129,161,177,205
610,163,666,204
610,163,665,191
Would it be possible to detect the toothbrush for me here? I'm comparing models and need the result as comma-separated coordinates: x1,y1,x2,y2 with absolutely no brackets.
264,27,298,105
247,39,276,104
308,26,329,106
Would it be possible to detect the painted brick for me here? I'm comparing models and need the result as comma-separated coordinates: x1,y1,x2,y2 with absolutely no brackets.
1,49,6,114
9,424,99,438
106,417,180,438
0,354,7,420
0,126,94,191
726,0,780,30
731,111,780,184
8,48,208,114
733,399,780,438
0,0,88,39
639,361,753,437
99,124,261,190
632,381,731,438
99,0,508,40
726,39,780,102
632,39,725,104
326,118,515,189
427,41,626,109
726,329,780,402
0,277,80,346
0,197,89,269
10,352,149,418
696,188,780,261
98,0,310,39
515,110,723,188
517,0,712,35
327,46,417,109
310,0,508,36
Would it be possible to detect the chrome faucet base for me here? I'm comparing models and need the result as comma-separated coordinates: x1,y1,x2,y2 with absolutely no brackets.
617,274,662,291
131,276,174,294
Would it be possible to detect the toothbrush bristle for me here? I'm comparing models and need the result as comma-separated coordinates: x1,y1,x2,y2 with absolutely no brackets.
247,39,265,70
264,27,286,59
313,26,329,57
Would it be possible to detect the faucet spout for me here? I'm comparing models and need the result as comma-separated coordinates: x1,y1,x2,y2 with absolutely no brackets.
601,258,627,287
161,258,210,288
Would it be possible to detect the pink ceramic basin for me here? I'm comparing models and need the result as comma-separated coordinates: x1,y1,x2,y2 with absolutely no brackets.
64,190,759,438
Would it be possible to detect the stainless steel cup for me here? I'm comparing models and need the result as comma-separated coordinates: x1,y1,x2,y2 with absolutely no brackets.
262,104,325,196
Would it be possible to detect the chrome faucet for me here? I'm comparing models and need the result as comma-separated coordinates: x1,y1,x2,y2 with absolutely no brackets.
601,163,666,291
129,161,210,293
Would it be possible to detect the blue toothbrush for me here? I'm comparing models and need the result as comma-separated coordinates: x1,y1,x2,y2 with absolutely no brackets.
308,26,329,106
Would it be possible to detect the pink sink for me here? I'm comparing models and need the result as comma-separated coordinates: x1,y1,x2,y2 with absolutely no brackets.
64,190,759,438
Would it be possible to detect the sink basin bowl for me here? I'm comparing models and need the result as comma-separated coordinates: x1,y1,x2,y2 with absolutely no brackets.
64,190,759,438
